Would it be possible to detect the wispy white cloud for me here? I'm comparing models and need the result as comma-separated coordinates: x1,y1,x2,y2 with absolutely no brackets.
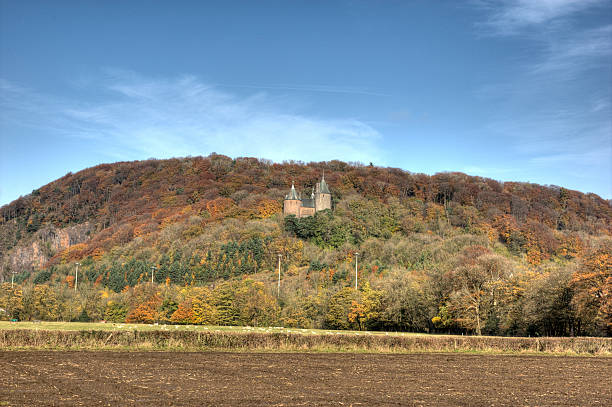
473,1,611,88
475,76,611,177
531,24,612,76
0,72,383,164
476,0,607,35
591,97,610,113
472,0,611,195
482,104,611,177
529,149,610,165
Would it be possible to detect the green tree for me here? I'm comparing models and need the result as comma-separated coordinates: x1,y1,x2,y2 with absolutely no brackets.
31,285,60,321
190,287,218,325
212,282,240,326
104,301,128,322
381,271,433,332
325,287,357,330
0,283,24,320
524,265,577,336
159,298,179,323
234,280,279,326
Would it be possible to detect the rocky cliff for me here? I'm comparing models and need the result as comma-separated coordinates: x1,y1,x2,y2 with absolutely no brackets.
1,222,92,280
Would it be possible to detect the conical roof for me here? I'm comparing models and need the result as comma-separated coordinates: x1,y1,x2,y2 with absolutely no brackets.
286,182,299,200
319,174,330,194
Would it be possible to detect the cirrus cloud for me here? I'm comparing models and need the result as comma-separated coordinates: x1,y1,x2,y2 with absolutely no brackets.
1,71,384,165
476,0,608,35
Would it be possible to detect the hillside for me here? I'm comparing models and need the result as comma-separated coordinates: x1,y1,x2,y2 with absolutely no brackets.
1,154,610,336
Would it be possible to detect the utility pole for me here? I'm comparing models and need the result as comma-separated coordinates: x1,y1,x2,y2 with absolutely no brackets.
354,252,359,290
74,262,80,291
277,254,282,297
151,266,156,284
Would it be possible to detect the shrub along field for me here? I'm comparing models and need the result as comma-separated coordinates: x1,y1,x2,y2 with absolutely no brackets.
0,321,610,355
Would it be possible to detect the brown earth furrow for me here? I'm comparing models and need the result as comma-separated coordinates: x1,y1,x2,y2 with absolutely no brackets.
0,352,610,406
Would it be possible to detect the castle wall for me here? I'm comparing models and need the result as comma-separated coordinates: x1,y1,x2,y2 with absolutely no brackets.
283,199,301,217
315,193,331,212
299,207,315,217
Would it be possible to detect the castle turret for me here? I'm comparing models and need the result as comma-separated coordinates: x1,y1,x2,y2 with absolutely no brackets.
283,182,301,216
314,174,331,212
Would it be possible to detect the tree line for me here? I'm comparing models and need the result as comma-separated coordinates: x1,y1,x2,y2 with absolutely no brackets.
1,212,609,336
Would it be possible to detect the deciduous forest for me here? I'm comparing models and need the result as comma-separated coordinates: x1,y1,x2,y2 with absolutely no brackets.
1,154,610,336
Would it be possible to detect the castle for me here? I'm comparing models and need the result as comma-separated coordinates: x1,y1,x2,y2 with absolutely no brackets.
283,175,331,218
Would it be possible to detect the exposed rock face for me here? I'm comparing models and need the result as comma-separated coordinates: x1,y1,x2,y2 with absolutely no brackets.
1,222,92,279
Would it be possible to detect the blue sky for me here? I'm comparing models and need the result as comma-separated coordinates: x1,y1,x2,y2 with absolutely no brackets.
1,0,610,206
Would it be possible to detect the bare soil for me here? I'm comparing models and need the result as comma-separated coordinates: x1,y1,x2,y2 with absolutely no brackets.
0,352,610,406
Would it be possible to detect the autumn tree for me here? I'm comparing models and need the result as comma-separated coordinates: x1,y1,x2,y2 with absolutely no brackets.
325,287,357,330
234,280,279,326
445,247,510,335
29,285,61,321
170,299,194,324
347,283,383,330
104,301,128,322
125,284,162,324
380,271,434,332
571,242,612,335
0,283,24,320
523,264,577,336
190,287,218,325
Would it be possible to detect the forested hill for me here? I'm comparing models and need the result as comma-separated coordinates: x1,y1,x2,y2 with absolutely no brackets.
1,154,610,336
2,154,610,264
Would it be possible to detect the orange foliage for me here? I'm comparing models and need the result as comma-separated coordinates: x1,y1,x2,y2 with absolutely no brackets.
348,300,366,327
571,244,612,334
253,199,282,219
425,203,445,221
206,197,235,218
91,247,104,260
126,293,161,324
493,215,519,244
61,243,88,263
133,221,158,237
170,300,194,323
556,234,585,259
476,222,497,243
160,213,184,228
523,221,557,265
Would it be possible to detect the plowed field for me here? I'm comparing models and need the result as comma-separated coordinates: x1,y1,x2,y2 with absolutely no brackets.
1,352,610,406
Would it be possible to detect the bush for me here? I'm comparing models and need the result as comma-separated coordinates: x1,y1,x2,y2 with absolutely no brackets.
104,302,128,323
33,270,52,284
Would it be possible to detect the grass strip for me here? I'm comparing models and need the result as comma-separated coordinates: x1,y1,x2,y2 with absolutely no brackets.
0,328,610,356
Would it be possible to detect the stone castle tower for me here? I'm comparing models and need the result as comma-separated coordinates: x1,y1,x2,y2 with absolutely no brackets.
283,174,331,218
